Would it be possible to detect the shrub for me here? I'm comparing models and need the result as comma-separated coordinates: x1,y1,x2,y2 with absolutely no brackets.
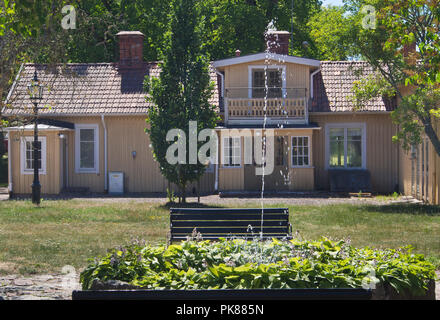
80,238,436,295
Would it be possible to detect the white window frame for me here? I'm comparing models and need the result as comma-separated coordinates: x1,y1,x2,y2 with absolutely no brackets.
325,123,367,170
248,65,287,99
291,136,311,168
20,136,47,175
75,124,100,174
222,136,242,168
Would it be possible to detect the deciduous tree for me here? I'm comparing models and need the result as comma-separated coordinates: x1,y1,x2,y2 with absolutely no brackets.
348,0,440,154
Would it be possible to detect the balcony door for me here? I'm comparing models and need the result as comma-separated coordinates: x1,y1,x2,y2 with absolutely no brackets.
249,65,286,99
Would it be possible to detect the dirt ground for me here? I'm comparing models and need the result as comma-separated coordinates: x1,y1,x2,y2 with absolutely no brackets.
10,191,412,206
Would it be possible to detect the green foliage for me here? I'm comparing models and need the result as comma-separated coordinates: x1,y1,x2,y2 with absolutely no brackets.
346,0,440,155
64,0,171,62
80,238,436,295
307,6,357,60
350,72,396,110
166,187,177,204
145,0,219,202
199,0,321,60
391,86,440,151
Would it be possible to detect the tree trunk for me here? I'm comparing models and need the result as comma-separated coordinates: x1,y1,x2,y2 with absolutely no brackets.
422,115,440,157
180,183,187,203
197,179,200,203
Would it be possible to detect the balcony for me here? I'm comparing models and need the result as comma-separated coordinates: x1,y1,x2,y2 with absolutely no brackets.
224,88,309,126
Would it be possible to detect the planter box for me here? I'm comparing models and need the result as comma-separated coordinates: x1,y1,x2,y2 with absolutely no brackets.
371,279,436,300
72,288,372,300
72,279,436,300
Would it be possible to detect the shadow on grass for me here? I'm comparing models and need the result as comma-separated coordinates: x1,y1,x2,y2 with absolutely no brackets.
219,191,350,199
361,203,440,216
160,202,226,210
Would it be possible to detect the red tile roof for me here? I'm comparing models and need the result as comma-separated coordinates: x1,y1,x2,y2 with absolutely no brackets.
3,60,393,117
3,62,219,116
312,61,396,112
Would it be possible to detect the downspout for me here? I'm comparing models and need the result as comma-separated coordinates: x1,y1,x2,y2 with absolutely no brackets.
215,70,226,124
101,115,108,192
310,67,321,100
3,65,24,197
7,132,12,195
215,70,225,101
215,71,224,193
65,134,69,189
214,137,219,192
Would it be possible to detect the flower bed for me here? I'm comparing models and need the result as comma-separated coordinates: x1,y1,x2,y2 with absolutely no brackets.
79,238,436,298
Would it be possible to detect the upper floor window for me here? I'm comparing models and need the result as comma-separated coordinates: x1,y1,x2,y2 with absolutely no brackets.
75,124,99,173
252,69,282,98
21,136,46,175
249,65,286,99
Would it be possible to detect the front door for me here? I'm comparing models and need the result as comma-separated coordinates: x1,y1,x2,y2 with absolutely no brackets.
265,136,290,191
244,136,290,191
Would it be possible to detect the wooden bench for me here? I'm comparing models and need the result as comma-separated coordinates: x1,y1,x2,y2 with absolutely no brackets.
169,208,292,243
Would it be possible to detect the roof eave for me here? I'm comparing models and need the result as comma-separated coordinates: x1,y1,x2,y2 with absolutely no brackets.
213,53,321,68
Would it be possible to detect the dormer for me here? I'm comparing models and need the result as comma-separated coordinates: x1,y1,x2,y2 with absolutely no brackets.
213,30,320,126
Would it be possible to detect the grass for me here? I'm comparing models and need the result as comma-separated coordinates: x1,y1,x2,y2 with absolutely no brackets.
0,199,439,275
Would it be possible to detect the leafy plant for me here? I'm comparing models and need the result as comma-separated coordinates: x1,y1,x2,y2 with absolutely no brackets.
166,188,176,204
80,238,436,295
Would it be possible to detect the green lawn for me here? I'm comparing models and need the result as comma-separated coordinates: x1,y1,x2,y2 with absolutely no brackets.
0,200,439,275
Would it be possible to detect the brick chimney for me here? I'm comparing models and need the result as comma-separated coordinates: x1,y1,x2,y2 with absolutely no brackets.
265,30,290,56
117,31,145,68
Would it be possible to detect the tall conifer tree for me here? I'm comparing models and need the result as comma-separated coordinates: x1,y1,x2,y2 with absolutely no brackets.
145,0,218,203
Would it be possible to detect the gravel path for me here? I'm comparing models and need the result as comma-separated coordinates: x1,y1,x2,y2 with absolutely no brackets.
16,192,410,206
0,274,80,300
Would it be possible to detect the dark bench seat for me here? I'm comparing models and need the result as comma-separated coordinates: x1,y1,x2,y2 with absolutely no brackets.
169,208,292,243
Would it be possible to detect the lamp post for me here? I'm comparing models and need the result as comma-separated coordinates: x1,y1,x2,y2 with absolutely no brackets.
28,70,43,205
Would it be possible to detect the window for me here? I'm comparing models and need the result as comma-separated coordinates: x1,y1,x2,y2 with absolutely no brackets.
249,65,286,99
326,124,366,169
292,136,310,167
20,137,46,174
329,129,345,167
222,137,241,167
75,124,99,173
252,69,282,98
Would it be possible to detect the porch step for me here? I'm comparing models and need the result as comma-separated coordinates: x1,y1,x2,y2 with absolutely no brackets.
349,192,372,198
390,196,424,204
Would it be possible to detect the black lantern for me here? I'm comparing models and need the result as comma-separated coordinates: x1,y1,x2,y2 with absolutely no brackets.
28,70,43,205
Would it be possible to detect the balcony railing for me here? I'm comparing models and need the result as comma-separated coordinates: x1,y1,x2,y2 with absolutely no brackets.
224,88,308,124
